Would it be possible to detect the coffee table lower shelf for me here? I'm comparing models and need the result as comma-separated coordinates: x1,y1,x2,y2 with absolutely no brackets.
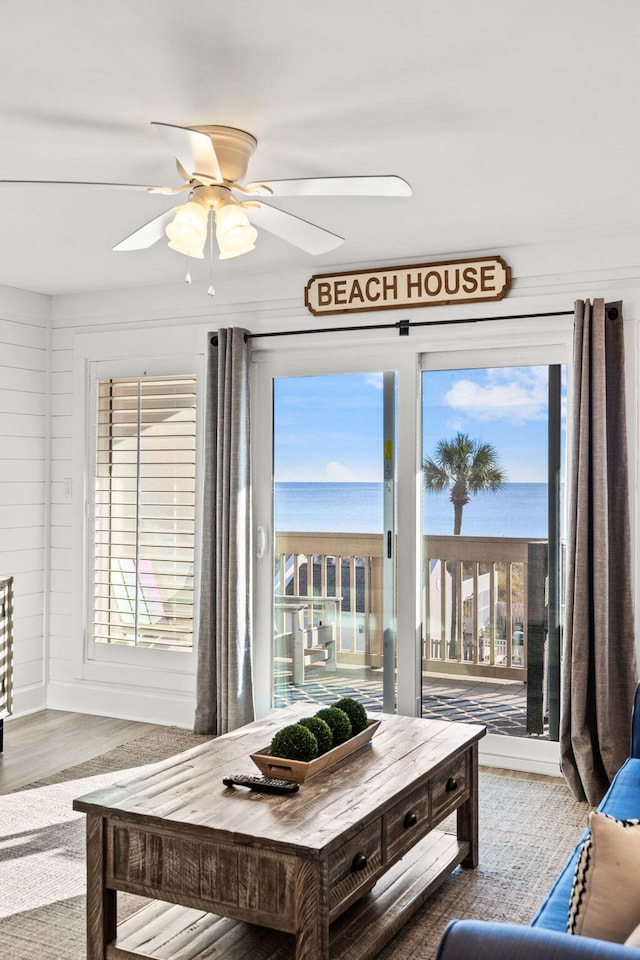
106,829,467,960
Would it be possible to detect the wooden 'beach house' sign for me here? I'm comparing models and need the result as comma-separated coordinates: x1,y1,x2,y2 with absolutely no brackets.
305,255,511,316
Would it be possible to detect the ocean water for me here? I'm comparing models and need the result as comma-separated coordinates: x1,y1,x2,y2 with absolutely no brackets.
275,481,548,538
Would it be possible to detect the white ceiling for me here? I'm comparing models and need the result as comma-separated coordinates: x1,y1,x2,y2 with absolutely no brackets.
1,0,639,296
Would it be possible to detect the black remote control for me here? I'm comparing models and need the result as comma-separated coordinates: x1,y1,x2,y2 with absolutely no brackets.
222,774,300,794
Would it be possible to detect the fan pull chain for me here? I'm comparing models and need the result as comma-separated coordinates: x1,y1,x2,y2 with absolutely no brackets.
207,209,216,297
185,253,192,285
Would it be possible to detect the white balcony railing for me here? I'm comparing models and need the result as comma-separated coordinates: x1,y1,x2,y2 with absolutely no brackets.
275,533,546,683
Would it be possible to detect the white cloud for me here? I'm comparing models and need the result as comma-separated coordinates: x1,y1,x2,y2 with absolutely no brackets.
324,461,358,481
444,368,548,423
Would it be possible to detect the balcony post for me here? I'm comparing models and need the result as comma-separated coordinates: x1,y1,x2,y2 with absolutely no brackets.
526,541,548,734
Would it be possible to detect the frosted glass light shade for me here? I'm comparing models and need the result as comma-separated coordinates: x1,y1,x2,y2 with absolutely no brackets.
218,242,256,260
167,237,205,258
215,202,258,258
166,200,208,258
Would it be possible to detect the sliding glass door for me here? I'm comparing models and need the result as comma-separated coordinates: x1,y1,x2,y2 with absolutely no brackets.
269,371,397,714
252,323,571,755
420,360,566,740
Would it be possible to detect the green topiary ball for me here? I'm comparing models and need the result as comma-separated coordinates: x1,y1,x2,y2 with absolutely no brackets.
315,706,352,745
298,715,334,755
270,723,318,761
333,697,368,735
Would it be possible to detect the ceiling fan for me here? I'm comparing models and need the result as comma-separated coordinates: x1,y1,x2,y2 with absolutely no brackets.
1,122,412,263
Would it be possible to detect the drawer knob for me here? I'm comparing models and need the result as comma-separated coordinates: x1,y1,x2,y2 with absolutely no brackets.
446,776,458,793
404,811,418,828
351,853,368,872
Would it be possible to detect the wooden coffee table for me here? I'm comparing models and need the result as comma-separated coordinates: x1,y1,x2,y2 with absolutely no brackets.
73,708,485,960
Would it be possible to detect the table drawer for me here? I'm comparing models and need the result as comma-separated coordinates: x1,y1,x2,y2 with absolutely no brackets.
328,818,382,915
107,824,297,929
431,752,469,821
385,783,430,862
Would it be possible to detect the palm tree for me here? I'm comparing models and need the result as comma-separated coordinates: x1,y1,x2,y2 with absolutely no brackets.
423,432,507,535
423,432,507,657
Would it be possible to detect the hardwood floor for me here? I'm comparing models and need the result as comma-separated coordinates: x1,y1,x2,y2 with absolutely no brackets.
0,709,168,794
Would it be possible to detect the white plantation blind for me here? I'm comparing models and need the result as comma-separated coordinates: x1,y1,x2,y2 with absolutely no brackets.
93,375,196,651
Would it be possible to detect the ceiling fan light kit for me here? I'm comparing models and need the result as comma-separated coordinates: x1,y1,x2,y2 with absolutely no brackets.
1,121,412,290
163,184,257,262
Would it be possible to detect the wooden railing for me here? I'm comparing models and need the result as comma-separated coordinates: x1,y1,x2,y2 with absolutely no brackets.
275,533,546,682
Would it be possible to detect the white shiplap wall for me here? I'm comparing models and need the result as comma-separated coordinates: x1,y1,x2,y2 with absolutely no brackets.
0,285,49,714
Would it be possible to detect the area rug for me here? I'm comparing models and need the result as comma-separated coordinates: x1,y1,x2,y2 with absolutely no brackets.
0,726,589,960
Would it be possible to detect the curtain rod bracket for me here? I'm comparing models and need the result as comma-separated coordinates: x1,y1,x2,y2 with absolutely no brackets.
210,334,249,346
397,320,410,337
607,307,619,321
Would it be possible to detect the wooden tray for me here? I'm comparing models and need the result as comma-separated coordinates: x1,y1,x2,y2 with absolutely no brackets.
251,718,381,782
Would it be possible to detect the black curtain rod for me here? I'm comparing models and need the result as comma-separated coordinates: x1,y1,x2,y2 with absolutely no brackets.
210,306,619,346
245,309,576,340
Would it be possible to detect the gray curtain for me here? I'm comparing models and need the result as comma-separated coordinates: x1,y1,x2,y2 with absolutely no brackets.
560,299,637,805
194,328,254,735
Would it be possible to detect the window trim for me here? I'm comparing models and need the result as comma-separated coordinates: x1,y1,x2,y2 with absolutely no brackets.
89,365,198,669
72,327,206,681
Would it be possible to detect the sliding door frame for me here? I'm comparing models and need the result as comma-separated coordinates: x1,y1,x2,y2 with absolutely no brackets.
250,313,573,776
251,346,421,720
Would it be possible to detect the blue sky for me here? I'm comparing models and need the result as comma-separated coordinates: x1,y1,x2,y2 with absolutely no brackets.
274,366,564,483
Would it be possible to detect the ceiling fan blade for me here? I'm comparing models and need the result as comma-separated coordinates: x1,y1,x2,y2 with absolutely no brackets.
243,175,412,198
112,207,178,251
247,201,343,254
0,179,169,191
151,122,222,182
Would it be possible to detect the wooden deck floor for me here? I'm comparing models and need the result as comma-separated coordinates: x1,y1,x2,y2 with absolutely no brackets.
275,670,538,738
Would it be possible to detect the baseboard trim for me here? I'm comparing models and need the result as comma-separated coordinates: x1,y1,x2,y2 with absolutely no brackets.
9,684,47,719
46,680,195,728
480,732,562,778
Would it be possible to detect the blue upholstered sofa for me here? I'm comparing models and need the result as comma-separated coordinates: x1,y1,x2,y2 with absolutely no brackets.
435,684,640,959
